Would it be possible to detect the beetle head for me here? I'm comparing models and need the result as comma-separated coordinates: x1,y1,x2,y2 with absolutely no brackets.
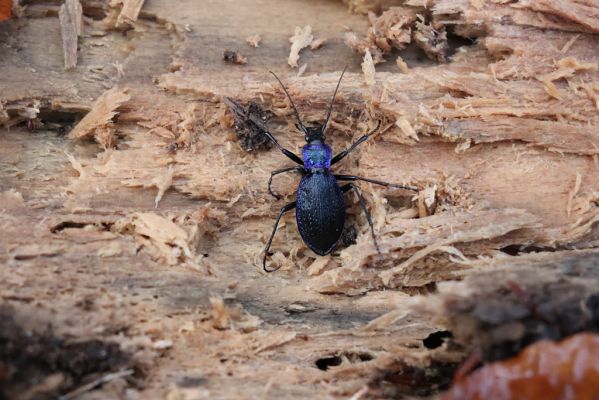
303,125,325,143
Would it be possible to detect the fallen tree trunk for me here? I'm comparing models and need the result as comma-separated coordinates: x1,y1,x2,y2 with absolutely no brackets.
1,0,599,398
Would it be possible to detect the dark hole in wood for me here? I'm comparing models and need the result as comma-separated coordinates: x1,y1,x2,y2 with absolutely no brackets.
423,330,453,349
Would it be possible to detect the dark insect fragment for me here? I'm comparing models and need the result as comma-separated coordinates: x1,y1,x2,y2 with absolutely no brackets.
223,50,247,65
223,97,274,152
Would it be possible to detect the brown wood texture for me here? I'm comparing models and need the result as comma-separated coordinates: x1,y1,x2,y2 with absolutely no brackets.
1,0,599,398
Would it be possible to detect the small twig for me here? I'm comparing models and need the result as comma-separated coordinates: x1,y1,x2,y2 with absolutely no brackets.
59,369,134,400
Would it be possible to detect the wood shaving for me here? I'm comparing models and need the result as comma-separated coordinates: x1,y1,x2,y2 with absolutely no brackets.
395,117,419,141
307,255,332,276
361,49,375,86
113,212,192,265
396,56,409,73
288,25,313,68
297,63,308,77
245,34,262,47
209,296,262,333
310,37,326,50
69,87,130,149
153,165,174,208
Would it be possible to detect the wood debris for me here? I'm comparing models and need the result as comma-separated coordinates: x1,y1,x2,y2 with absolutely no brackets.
68,87,130,149
115,0,146,28
223,97,273,151
413,251,599,362
413,17,448,63
345,6,419,64
4,0,599,398
396,56,409,73
361,49,376,86
209,296,262,332
288,25,313,68
223,50,247,65
310,37,326,50
113,212,193,265
58,0,83,70
245,34,262,47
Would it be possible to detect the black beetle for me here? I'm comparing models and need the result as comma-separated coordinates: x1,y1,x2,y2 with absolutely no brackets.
256,67,418,272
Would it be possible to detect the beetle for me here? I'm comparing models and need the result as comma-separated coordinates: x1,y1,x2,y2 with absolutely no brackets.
256,67,418,272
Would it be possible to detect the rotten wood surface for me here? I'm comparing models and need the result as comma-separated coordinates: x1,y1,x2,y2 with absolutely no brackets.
1,0,599,398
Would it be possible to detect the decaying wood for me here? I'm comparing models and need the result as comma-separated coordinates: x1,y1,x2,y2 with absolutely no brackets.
59,0,83,70
412,250,599,361
2,0,599,398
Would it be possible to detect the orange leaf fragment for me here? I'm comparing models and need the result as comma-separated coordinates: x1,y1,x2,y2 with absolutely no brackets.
445,333,599,400
0,0,11,21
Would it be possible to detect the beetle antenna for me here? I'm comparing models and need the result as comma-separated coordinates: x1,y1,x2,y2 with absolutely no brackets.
269,71,307,133
322,66,347,134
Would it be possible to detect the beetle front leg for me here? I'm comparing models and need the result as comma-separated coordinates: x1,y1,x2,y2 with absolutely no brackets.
330,120,381,165
268,166,305,200
248,114,304,165
335,174,419,191
341,184,380,254
263,201,297,273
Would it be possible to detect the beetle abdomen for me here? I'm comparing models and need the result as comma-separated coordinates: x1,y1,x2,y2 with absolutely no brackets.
296,171,345,255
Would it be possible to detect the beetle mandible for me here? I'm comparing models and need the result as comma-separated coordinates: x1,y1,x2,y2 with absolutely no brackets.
256,67,419,272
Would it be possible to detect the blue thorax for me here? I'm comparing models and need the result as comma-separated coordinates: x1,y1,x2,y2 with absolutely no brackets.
302,143,332,169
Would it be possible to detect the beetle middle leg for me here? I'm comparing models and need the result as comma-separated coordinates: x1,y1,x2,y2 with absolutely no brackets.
341,183,381,254
335,174,419,191
330,120,381,165
268,166,305,199
263,201,297,273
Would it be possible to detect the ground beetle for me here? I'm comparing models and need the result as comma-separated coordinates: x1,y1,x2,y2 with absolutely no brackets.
256,67,419,272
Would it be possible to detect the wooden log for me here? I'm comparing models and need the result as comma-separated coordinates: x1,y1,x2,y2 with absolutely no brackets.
1,0,599,398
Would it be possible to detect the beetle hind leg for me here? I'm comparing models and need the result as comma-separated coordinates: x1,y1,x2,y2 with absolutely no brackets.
341,183,381,254
263,201,297,272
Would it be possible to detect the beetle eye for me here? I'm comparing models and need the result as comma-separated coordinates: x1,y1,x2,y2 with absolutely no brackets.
305,136,310,142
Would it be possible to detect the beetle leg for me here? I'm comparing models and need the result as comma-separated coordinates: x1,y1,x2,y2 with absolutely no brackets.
263,201,297,272
249,114,304,165
268,166,305,200
335,174,419,191
330,120,381,165
341,184,381,254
